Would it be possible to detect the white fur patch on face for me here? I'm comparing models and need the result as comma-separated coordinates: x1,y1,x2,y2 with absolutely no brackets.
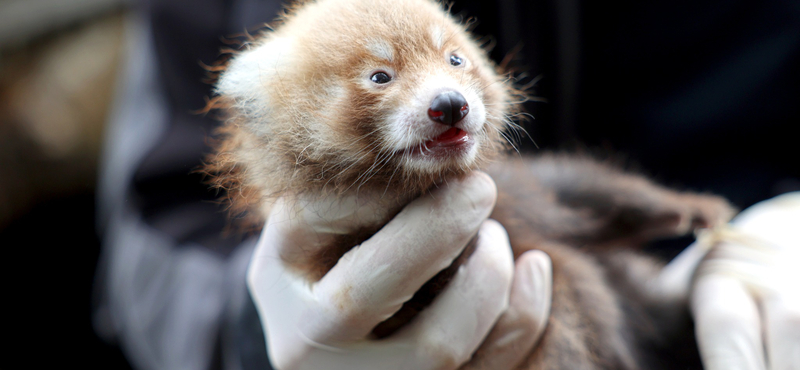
401,138,481,174
366,39,394,62
430,25,445,50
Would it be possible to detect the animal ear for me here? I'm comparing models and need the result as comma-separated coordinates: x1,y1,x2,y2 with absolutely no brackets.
216,36,294,116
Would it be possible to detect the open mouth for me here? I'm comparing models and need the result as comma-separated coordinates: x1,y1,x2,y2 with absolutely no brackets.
424,127,470,148
402,127,474,157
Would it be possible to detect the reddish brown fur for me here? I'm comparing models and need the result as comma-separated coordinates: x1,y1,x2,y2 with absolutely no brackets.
203,1,734,369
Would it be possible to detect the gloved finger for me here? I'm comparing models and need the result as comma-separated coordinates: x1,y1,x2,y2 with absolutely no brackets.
460,249,552,370
390,219,515,370
762,289,800,370
309,172,498,342
692,274,766,370
248,221,327,367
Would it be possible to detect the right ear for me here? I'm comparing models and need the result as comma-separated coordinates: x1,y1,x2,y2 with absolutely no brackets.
216,36,295,120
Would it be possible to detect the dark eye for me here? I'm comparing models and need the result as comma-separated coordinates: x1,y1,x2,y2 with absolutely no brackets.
371,72,392,84
449,55,464,66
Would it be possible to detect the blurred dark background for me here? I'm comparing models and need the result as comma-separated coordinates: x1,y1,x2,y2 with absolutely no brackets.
1,0,132,367
2,0,797,368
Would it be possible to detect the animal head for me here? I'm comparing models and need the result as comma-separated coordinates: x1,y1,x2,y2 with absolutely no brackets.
208,0,523,219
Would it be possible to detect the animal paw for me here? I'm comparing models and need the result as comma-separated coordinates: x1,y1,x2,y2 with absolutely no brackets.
604,192,736,243
675,193,737,232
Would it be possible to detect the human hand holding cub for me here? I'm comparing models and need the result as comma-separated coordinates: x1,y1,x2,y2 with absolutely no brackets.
247,172,553,370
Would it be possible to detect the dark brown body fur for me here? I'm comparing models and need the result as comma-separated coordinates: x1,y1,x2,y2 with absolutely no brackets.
489,156,729,369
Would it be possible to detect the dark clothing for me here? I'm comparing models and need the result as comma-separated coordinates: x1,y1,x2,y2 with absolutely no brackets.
94,0,800,368
485,0,800,207
93,1,281,369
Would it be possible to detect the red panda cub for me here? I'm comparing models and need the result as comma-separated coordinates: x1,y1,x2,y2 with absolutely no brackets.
206,0,734,369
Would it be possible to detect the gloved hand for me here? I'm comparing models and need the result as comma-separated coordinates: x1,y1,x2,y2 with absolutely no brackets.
247,172,553,370
658,192,799,370
691,192,800,370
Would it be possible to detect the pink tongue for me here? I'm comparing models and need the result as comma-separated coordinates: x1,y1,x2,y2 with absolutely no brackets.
434,128,462,141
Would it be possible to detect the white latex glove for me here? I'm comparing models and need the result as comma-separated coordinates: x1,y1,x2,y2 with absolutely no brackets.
659,192,800,370
247,172,553,370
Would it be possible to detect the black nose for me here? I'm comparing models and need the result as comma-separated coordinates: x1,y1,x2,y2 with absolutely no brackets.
428,91,469,126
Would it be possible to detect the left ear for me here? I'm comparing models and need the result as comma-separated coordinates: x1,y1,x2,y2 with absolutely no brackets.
216,36,296,121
